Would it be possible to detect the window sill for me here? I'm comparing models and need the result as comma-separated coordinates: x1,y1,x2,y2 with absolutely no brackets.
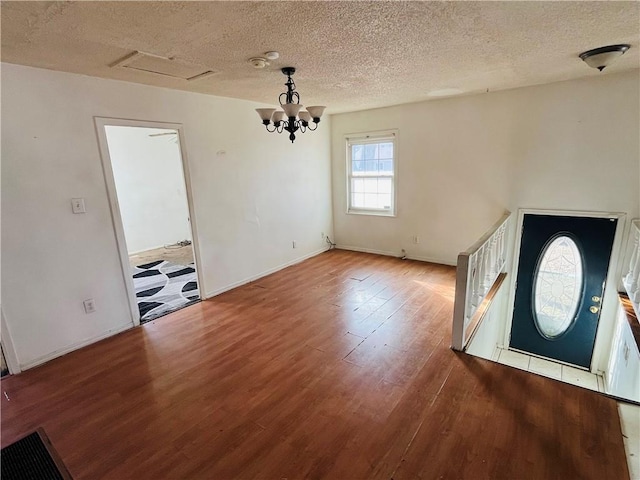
347,209,396,218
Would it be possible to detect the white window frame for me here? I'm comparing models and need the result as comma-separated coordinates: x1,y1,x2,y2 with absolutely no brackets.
346,130,398,217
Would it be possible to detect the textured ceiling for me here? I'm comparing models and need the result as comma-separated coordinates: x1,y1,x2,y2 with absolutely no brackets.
1,1,639,113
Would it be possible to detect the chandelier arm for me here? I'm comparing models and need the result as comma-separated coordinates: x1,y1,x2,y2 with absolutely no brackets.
265,123,277,133
305,122,318,131
280,90,300,106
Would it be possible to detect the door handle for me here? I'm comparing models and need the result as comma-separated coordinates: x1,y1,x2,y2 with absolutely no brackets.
589,306,599,314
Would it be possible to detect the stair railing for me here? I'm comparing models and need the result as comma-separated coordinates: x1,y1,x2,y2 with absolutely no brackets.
452,212,510,351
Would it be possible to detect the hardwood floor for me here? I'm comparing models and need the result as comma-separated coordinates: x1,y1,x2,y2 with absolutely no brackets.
129,244,194,268
0,250,628,479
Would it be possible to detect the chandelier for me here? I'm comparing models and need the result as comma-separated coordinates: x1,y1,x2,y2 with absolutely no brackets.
256,67,326,143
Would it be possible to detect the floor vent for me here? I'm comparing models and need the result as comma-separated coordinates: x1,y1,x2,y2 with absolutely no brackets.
1,429,71,480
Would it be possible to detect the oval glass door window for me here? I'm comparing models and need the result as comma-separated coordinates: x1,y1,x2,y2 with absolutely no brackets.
532,236,584,338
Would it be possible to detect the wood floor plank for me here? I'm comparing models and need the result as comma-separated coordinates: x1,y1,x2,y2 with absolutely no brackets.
0,250,628,479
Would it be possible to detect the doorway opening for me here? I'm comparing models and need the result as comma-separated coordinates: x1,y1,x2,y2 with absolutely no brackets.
99,122,201,324
1,345,9,377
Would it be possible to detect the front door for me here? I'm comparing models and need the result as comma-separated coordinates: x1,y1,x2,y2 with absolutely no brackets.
510,214,617,368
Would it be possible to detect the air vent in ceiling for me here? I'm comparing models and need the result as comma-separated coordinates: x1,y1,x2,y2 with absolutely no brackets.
110,51,217,81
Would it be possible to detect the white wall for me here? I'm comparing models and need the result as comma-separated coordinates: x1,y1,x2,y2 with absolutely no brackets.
465,281,510,361
105,126,191,254
331,70,640,264
1,63,333,369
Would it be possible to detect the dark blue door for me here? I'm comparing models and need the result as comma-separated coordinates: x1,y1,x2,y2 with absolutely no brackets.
510,214,617,368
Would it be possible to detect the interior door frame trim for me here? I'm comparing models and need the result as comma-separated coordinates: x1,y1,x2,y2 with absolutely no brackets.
1,307,21,374
503,208,627,372
93,117,205,328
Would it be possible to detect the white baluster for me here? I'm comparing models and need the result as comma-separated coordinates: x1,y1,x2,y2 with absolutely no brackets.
495,228,502,272
470,250,478,310
492,235,498,274
501,224,507,267
474,245,487,307
466,253,477,315
484,238,496,292
495,229,502,273
491,236,498,279
626,227,640,290
497,228,505,272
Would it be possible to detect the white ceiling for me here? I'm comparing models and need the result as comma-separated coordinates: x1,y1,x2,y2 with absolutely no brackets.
2,1,639,114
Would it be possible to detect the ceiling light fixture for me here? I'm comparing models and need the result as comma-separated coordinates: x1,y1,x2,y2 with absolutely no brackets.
255,67,325,144
579,44,630,71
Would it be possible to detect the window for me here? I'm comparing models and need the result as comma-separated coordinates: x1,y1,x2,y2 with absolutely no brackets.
347,131,397,216
533,235,583,338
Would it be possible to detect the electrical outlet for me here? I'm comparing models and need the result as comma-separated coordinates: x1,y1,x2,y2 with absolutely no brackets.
321,232,325,239
83,298,96,314
292,240,297,249
413,235,420,244
71,198,86,214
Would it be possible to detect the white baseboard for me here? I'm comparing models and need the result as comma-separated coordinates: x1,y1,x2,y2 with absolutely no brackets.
335,244,456,266
335,244,399,258
205,246,330,299
128,243,184,256
19,322,133,371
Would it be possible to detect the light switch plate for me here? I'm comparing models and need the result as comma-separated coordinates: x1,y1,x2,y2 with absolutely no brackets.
71,198,86,214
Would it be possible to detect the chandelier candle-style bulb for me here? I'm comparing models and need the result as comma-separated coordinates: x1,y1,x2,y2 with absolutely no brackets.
256,108,276,125
282,103,303,118
272,111,285,125
255,66,327,143
306,106,326,122
299,111,312,124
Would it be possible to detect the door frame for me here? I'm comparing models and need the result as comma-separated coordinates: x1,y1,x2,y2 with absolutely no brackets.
1,307,21,374
94,117,205,327
502,208,627,372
